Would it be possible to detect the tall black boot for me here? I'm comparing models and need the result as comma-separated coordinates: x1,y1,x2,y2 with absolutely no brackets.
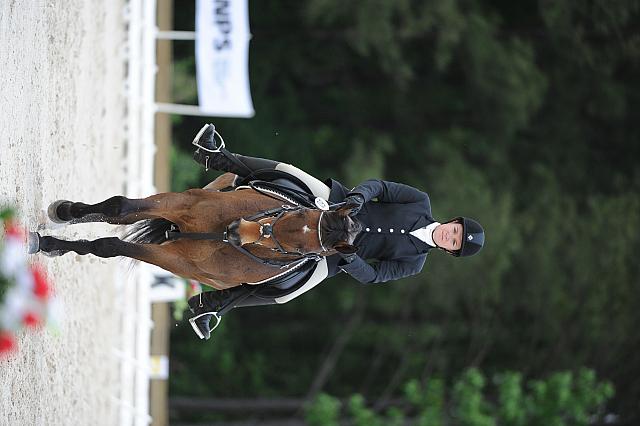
192,123,278,176
187,290,228,340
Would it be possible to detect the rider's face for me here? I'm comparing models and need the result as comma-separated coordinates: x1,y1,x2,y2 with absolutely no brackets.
433,222,463,252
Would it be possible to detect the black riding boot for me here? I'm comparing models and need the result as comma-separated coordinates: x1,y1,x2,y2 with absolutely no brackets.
187,290,228,340
192,123,278,176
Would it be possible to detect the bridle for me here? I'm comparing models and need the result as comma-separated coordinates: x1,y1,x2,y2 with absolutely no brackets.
251,208,327,254
239,204,325,267
318,211,328,252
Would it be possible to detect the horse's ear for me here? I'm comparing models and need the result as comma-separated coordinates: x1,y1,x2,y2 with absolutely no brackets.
334,243,358,254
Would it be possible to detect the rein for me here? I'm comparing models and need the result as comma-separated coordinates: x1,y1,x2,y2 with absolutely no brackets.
165,182,342,269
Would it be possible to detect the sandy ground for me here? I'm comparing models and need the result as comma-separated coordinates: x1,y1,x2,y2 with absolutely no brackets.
0,1,127,425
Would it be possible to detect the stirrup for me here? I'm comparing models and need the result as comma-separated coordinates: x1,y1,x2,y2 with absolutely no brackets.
192,123,226,153
188,311,222,340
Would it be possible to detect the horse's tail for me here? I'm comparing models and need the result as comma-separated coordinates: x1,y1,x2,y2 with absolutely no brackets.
123,218,173,244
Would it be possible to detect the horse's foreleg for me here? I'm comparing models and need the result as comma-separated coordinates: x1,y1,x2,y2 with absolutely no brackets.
49,191,206,225
38,235,142,257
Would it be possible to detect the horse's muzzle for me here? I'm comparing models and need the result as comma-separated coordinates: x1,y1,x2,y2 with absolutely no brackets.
347,216,363,243
226,220,241,246
348,216,363,233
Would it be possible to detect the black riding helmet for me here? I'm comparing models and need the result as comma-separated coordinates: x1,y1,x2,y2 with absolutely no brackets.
449,217,485,257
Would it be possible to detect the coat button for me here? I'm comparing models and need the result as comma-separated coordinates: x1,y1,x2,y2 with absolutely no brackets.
377,228,381,232
401,229,405,233
365,227,370,232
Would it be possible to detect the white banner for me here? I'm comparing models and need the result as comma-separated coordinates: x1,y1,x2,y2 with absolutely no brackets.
147,265,186,303
196,0,254,117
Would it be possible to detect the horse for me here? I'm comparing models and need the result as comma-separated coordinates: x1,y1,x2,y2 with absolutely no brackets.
28,173,361,290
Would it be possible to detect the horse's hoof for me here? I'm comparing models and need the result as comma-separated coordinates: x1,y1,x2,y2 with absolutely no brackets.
28,232,67,257
27,232,40,254
47,200,73,224
37,209,67,231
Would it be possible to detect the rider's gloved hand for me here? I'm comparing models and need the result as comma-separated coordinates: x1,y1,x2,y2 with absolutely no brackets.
344,194,365,217
338,252,358,264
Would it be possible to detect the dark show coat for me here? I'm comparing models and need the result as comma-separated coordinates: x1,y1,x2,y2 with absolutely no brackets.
323,178,436,283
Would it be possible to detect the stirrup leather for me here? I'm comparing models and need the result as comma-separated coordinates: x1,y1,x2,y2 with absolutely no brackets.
188,292,222,340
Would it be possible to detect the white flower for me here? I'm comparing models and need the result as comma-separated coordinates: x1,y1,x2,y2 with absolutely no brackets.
0,287,29,331
1,239,28,276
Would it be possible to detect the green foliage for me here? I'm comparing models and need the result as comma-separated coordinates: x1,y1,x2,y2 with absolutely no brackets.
495,372,525,426
407,378,445,426
461,14,547,139
305,368,614,425
305,393,341,426
348,394,383,426
453,368,495,426
342,134,394,185
0,207,16,221
306,0,421,85
170,144,205,192
524,369,614,426
172,55,197,104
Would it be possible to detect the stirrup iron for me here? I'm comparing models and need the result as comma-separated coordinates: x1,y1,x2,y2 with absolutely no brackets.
188,311,222,340
192,123,226,153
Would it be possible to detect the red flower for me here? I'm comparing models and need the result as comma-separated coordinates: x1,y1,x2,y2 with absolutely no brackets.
23,312,41,328
31,265,50,300
0,332,16,355
4,220,25,240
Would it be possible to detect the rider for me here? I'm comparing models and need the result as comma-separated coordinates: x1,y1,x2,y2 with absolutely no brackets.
187,124,485,339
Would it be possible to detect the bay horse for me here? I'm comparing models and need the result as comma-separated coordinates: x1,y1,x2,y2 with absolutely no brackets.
28,173,361,290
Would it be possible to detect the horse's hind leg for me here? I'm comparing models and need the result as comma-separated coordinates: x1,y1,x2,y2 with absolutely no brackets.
35,234,198,279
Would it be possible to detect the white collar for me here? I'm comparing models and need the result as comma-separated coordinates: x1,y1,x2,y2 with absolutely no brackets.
410,221,440,247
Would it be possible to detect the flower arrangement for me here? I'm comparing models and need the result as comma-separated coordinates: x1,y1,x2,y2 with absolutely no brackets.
0,206,57,358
